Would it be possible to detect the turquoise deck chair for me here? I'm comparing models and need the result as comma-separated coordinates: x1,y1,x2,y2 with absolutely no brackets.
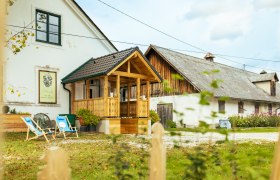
55,116,78,139
21,117,55,143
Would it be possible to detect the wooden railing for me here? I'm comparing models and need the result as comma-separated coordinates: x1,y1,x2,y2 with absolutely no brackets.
139,100,148,117
120,100,148,117
73,98,118,117
73,98,148,117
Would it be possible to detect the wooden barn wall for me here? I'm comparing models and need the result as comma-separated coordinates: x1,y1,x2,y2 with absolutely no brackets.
146,50,198,97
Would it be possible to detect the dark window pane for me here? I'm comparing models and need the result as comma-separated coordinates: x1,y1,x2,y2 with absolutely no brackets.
49,33,59,43
37,12,47,23
37,22,47,31
37,31,47,41
49,15,59,25
49,25,58,33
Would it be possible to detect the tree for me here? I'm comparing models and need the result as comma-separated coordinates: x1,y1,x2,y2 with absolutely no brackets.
5,0,35,54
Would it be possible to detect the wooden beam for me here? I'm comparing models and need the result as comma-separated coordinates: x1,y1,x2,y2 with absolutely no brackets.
137,78,140,117
86,80,90,99
128,82,131,116
107,51,137,76
112,71,154,80
104,76,108,116
135,51,161,82
116,75,120,116
127,60,130,73
130,60,142,74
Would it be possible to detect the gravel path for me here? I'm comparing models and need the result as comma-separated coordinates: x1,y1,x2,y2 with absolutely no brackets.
163,131,279,147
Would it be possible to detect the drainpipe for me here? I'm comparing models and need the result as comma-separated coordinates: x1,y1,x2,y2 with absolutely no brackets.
63,83,71,114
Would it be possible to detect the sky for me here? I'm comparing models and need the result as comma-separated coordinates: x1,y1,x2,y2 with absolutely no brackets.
76,0,280,73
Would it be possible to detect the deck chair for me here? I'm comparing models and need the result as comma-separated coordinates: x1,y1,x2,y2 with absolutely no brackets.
55,116,78,139
21,117,55,143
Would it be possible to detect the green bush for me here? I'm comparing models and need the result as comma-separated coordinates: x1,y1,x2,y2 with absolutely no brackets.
76,109,100,126
229,114,280,127
167,120,177,128
150,110,160,124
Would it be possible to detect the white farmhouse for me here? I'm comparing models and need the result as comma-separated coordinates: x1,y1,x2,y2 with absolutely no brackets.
145,45,280,127
4,0,117,119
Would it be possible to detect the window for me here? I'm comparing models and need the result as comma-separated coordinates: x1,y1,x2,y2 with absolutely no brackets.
89,79,100,98
268,104,272,115
255,103,260,114
218,100,225,113
271,81,276,96
238,101,244,114
36,10,61,45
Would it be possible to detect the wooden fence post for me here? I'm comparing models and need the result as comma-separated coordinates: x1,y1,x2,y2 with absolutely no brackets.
0,0,6,179
149,122,166,180
37,146,71,180
270,131,280,180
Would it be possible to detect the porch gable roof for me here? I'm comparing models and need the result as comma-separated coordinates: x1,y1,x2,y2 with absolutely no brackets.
62,47,162,84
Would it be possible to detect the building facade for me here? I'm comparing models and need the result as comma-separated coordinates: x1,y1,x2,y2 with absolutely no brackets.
145,45,280,127
4,0,117,119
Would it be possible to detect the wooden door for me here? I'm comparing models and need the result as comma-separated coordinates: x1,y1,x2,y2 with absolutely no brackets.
157,103,173,128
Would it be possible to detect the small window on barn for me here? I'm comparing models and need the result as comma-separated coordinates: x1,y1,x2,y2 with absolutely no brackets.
218,100,225,113
271,81,276,96
36,10,61,45
255,103,260,114
238,101,244,114
268,104,272,115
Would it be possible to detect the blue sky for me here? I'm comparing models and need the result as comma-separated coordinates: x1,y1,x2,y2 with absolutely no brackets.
76,0,280,73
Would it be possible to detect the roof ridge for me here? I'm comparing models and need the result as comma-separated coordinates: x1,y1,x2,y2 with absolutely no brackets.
151,45,257,75
90,47,137,62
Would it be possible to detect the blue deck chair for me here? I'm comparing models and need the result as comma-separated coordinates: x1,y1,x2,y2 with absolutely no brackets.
21,117,55,143
55,116,78,139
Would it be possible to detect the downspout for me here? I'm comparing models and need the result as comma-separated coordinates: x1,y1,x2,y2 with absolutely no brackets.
63,83,71,114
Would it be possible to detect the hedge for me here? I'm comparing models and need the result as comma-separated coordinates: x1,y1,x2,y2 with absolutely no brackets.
228,114,280,127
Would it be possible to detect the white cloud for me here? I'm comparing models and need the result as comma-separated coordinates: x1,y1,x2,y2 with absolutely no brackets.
253,0,280,10
208,11,252,41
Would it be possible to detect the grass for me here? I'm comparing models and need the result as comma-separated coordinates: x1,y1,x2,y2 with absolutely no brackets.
166,127,279,133
2,132,276,179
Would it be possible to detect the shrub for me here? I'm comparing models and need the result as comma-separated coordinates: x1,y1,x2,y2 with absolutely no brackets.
229,114,280,127
167,120,177,128
150,110,160,125
76,109,100,126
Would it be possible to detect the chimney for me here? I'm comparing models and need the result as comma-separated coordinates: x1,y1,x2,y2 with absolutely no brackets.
204,53,215,62
260,70,267,74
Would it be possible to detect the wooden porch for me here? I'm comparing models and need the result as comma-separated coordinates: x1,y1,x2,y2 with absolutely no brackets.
62,48,162,134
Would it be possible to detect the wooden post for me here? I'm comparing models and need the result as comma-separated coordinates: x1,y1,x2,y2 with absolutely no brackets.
271,130,280,180
127,60,130,73
146,81,150,118
71,83,75,114
37,147,71,180
116,75,120,116
0,1,6,179
149,122,166,180
136,78,140,117
104,76,108,116
127,82,131,116
86,79,90,99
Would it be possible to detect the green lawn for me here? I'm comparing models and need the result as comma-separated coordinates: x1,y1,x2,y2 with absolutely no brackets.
166,127,279,133
2,133,276,179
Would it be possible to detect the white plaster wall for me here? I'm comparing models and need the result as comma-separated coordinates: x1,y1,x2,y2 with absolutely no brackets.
254,81,270,94
150,94,222,127
4,0,116,119
150,95,279,127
